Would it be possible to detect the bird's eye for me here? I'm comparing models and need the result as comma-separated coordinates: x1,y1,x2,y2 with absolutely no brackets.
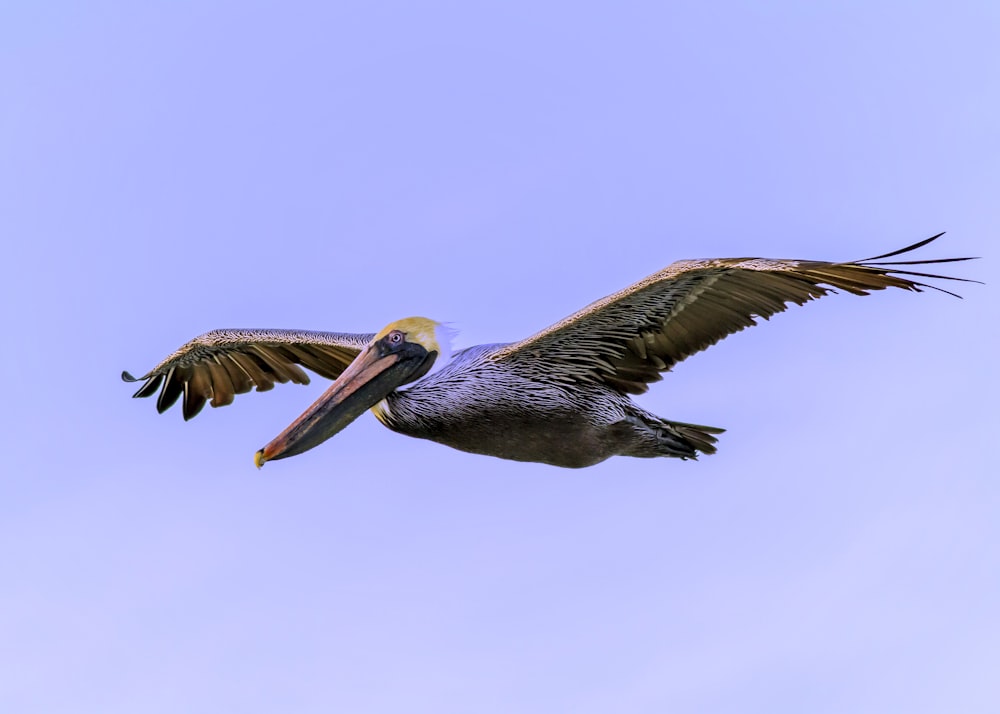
389,330,404,345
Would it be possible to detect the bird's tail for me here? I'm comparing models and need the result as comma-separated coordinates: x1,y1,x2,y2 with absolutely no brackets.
665,419,726,457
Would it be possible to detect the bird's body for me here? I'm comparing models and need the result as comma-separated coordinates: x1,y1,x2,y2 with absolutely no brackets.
123,234,975,468
370,343,719,467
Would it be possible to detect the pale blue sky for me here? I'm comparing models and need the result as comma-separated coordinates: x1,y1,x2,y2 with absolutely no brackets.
1,2,997,712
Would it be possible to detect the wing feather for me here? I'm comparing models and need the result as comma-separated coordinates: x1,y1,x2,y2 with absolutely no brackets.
156,367,183,413
123,329,375,420
204,359,235,408
491,233,976,394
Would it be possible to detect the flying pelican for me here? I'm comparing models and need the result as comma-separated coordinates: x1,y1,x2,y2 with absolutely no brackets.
123,234,974,468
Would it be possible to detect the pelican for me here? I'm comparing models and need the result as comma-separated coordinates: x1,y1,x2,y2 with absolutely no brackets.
123,234,974,468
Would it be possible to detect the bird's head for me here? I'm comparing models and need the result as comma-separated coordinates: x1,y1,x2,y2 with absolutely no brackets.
254,317,450,467
372,316,453,369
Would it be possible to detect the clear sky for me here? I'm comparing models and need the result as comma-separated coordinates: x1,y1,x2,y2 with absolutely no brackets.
2,2,997,712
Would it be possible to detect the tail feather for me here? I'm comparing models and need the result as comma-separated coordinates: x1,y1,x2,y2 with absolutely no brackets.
666,419,726,457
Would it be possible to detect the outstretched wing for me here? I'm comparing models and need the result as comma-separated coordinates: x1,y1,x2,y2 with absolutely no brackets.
122,329,375,420
491,233,976,394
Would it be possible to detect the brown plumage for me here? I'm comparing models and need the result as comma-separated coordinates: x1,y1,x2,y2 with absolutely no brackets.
124,233,976,468
123,329,373,421
492,233,974,395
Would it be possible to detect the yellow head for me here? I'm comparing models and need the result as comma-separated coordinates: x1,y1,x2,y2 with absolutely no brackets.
373,317,453,365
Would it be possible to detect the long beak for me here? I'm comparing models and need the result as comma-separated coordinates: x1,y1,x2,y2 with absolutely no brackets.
254,342,431,467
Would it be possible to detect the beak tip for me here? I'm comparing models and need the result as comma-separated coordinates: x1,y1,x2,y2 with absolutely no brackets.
254,448,267,469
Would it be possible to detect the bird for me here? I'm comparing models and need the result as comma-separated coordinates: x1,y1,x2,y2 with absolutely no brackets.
123,233,975,469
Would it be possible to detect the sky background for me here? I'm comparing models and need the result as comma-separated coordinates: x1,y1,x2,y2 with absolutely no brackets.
2,2,998,712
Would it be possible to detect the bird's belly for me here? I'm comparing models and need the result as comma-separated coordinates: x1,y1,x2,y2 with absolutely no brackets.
395,411,624,468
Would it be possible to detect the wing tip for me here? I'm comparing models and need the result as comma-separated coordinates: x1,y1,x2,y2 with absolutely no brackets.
859,231,947,262
852,231,980,299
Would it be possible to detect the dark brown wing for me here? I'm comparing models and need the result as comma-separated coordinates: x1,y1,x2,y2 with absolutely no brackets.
122,329,375,420
491,233,977,394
